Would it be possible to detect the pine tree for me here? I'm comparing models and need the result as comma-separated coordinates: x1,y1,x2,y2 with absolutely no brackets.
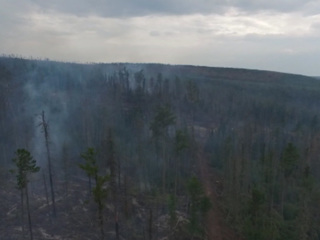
186,176,211,238
11,149,40,240
150,105,176,194
79,147,97,194
174,129,189,195
79,148,110,240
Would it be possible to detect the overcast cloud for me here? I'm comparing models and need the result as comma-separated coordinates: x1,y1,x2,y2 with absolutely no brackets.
1,0,320,75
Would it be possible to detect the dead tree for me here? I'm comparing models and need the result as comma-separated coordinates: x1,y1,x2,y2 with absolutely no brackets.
39,110,56,217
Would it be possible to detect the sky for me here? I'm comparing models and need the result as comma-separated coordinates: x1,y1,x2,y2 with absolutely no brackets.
1,0,320,76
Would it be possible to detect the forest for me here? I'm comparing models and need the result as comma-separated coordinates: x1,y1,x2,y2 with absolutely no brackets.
1,56,320,240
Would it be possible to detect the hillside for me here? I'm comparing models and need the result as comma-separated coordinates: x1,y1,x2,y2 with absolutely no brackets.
1,57,320,240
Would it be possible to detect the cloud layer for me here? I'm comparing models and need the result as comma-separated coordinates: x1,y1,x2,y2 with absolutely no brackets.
27,0,320,17
1,0,320,75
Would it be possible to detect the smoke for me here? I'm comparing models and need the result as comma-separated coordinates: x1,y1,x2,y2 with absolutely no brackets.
19,60,178,173
23,68,71,168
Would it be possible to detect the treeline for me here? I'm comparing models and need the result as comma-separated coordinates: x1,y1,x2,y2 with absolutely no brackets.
1,56,320,239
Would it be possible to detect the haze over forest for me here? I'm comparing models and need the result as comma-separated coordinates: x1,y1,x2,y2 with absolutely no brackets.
2,0,320,75
1,56,320,239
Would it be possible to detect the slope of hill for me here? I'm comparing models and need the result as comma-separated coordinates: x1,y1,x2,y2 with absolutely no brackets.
1,56,320,240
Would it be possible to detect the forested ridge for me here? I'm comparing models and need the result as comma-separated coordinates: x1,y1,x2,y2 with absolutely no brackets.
1,56,320,239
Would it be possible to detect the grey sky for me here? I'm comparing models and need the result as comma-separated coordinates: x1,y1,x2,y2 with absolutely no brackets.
1,0,320,75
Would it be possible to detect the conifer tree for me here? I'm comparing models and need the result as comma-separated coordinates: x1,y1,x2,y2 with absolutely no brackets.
174,129,189,195
11,149,40,240
186,176,211,238
79,148,110,240
150,105,176,194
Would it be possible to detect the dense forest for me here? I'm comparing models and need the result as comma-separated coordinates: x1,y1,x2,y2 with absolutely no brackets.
1,56,320,240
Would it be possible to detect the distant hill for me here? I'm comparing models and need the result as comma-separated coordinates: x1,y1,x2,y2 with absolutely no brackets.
1,56,320,240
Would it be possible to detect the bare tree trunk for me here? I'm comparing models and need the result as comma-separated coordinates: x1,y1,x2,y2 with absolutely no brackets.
2,138,8,166
115,213,119,240
114,186,120,240
21,188,25,239
25,185,33,240
62,144,69,196
98,200,104,240
280,174,285,217
174,153,179,197
43,172,49,208
41,110,56,217
124,175,128,218
162,141,166,195
106,129,120,239
149,208,153,240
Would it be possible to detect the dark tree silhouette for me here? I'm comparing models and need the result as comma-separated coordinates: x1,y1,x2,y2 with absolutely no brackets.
11,149,40,240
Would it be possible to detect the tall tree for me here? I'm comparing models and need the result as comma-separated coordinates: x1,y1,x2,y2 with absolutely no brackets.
106,129,120,240
80,148,97,194
150,105,176,194
39,110,56,217
174,129,189,195
79,148,110,240
186,176,211,238
185,80,200,132
280,142,299,216
11,149,40,240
